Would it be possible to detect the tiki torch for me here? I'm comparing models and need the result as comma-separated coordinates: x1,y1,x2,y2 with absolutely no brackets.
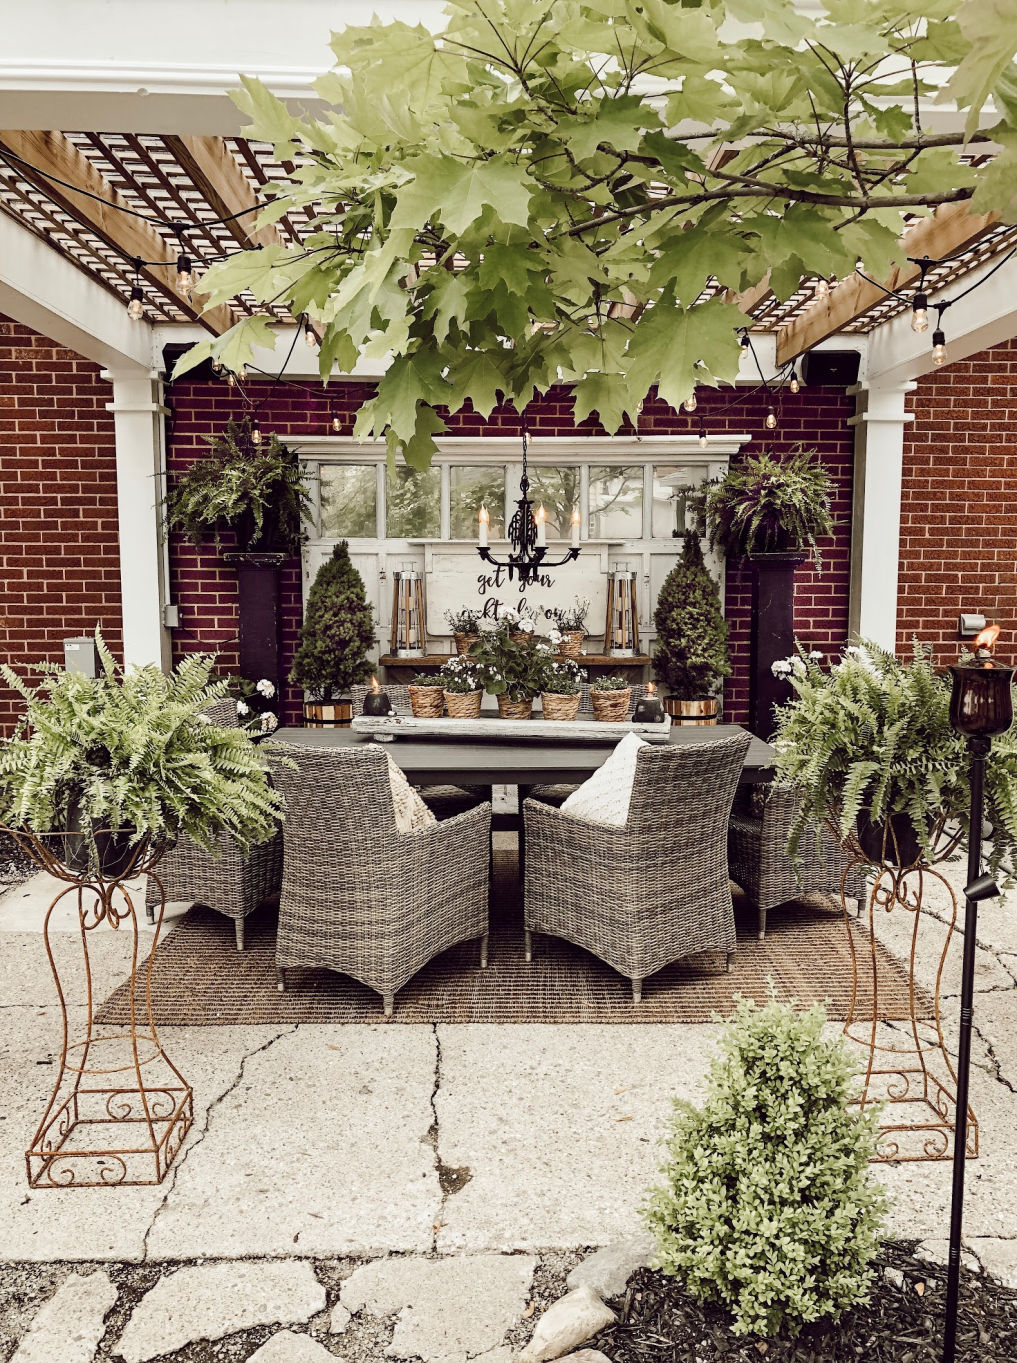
943,623,1013,1363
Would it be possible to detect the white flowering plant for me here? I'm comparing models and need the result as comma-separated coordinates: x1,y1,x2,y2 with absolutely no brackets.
541,659,585,696
233,676,280,741
543,599,590,633
444,606,482,634
438,658,485,694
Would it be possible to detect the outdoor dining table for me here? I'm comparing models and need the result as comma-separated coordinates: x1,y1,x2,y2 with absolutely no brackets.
275,721,775,787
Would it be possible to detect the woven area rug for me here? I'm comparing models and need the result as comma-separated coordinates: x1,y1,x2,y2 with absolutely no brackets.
96,851,929,1025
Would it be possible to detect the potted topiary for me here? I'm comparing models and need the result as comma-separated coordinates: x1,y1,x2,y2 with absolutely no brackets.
589,674,631,722
540,658,585,721
289,541,375,726
653,531,731,725
440,657,485,718
409,671,446,718
444,607,483,657
0,634,282,878
543,599,590,659
470,619,552,719
773,640,1017,872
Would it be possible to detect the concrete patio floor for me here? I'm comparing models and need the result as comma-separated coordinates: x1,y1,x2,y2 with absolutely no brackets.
1,845,1016,1360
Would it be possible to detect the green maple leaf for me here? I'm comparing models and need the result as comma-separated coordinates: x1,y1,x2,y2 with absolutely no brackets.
395,155,533,237
373,350,449,440
565,97,663,161
446,349,509,417
421,271,471,345
625,298,744,410
572,371,635,434
941,0,1017,137
387,405,448,471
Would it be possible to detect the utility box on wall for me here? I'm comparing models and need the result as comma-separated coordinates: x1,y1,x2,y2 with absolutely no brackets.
63,637,100,677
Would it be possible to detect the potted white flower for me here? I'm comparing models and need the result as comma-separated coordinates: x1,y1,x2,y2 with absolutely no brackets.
540,658,585,722
441,658,485,718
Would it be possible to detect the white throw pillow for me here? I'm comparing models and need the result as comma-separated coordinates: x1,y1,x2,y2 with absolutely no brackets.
560,732,648,828
385,753,437,834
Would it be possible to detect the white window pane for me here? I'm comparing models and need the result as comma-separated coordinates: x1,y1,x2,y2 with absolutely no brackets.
320,465,377,538
589,465,642,539
652,464,704,539
386,465,440,538
528,467,581,538
451,466,506,538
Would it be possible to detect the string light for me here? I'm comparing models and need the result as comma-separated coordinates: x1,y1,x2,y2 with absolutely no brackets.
932,328,948,366
175,249,194,299
816,277,830,299
683,392,697,413
911,291,929,333
765,408,777,430
331,413,341,432
789,370,800,394
303,317,317,350
698,418,708,449
125,257,145,321
250,419,262,446
226,371,237,388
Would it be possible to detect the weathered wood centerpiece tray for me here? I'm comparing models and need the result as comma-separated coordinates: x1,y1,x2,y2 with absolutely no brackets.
351,714,672,744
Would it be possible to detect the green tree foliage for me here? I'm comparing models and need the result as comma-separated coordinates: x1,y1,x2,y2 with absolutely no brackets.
177,1,1017,468
653,531,730,699
289,542,375,700
644,996,887,1339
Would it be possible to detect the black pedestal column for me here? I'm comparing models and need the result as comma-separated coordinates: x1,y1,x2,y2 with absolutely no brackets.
748,552,805,740
223,552,287,685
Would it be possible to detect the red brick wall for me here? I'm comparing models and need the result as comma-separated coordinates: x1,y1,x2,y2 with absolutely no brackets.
0,314,121,732
166,378,855,725
898,338,1017,660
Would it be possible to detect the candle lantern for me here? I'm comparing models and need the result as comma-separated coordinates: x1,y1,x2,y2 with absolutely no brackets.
362,676,393,716
389,570,426,658
632,681,665,723
604,570,640,657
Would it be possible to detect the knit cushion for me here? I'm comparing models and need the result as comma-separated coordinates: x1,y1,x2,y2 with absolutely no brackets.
386,754,437,834
560,732,648,828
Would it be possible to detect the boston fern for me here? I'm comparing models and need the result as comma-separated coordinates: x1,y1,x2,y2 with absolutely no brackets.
0,636,282,865
707,447,834,571
773,640,1017,876
166,419,311,554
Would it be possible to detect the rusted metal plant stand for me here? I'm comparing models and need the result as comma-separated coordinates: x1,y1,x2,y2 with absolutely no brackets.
838,818,976,1163
5,828,193,1188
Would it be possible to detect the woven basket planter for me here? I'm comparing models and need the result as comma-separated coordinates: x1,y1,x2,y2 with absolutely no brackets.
454,633,478,657
541,691,580,721
590,687,631,722
444,689,483,719
556,631,585,660
409,685,445,718
509,630,534,647
497,695,534,720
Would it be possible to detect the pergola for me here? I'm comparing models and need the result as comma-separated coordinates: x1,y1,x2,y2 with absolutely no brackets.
2,0,1015,667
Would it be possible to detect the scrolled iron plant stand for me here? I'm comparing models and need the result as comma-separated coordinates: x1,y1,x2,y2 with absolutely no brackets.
834,812,976,1164
4,828,193,1188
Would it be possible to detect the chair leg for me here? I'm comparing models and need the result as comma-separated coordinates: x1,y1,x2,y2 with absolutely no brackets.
758,906,767,941
234,918,245,951
726,950,734,974
145,905,155,924
480,933,489,969
631,977,643,1005
383,992,394,1018
524,929,533,963
276,966,286,993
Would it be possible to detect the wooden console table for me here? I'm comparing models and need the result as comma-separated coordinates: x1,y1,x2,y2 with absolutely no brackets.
379,652,653,684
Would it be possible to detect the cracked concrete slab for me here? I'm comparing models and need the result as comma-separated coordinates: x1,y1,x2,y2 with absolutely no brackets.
10,1268,117,1363
247,1331,337,1362
114,1259,325,1362
339,1253,535,1363
434,1024,714,1252
145,1024,441,1259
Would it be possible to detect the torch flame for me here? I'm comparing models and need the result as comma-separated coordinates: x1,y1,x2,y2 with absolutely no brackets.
370,674,380,692
646,681,657,695
974,623,1001,652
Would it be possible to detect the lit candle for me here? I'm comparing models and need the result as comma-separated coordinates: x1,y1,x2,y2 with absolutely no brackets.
478,503,489,549
535,504,547,548
632,680,665,724
571,507,581,548
362,675,393,716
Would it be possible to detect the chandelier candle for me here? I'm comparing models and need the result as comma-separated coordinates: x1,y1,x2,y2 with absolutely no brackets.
362,676,393,717
943,622,1014,1363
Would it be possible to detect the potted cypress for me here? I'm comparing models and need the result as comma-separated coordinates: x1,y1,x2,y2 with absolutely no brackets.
289,541,375,726
653,531,731,725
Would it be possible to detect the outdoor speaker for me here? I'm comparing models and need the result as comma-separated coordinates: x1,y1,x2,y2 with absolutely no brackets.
800,350,861,387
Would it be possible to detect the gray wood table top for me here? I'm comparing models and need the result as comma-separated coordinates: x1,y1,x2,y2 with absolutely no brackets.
275,722,775,786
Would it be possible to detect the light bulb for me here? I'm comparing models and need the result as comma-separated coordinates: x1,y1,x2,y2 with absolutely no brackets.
912,292,929,334
765,409,777,430
226,372,236,388
237,365,247,381
789,373,800,394
251,421,262,446
304,320,317,349
739,332,750,348
127,286,144,322
699,432,708,448
816,277,829,299
932,329,948,366
211,359,222,374
331,415,341,432
683,392,697,413
176,252,193,298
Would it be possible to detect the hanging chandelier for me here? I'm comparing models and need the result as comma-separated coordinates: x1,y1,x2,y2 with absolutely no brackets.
476,432,581,586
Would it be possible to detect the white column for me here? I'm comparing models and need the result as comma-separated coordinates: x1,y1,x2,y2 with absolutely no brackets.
847,380,916,650
102,370,173,670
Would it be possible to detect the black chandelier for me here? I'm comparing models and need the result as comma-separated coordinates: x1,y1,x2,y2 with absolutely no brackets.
476,431,581,586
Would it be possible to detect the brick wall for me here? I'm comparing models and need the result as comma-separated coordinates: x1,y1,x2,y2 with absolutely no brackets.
166,378,856,725
0,314,121,732
898,337,1017,660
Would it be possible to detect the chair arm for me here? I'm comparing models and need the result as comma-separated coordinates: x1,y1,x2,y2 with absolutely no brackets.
522,796,632,857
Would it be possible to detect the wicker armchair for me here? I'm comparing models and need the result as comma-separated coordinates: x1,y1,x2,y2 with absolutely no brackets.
727,785,868,939
351,683,487,819
144,698,283,950
523,730,751,1003
529,682,636,806
272,742,492,1016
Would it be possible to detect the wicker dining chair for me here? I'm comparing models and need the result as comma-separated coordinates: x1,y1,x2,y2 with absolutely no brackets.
727,784,868,939
271,742,492,1015
523,730,751,1003
144,698,283,950
528,681,636,806
351,683,487,819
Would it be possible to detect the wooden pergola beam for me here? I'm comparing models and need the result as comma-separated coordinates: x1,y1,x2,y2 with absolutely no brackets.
0,129,233,334
728,271,773,318
162,135,280,253
775,203,1001,366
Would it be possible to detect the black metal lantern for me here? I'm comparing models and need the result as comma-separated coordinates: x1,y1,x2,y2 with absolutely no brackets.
942,624,1013,1363
477,431,581,587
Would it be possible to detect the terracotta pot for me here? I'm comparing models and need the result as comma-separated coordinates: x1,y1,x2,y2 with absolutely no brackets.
454,633,478,657
591,687,631,722
555,630,585,660
497,694,534,720
541,691,580,722
663,696,719,726
408,685,445,718
303,700,353,728
444,689,483,718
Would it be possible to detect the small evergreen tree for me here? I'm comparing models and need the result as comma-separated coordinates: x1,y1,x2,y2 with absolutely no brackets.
289,542,375,701
653,532,731,699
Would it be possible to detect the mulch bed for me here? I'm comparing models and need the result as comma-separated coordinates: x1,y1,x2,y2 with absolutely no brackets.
589,1243,1017,1361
